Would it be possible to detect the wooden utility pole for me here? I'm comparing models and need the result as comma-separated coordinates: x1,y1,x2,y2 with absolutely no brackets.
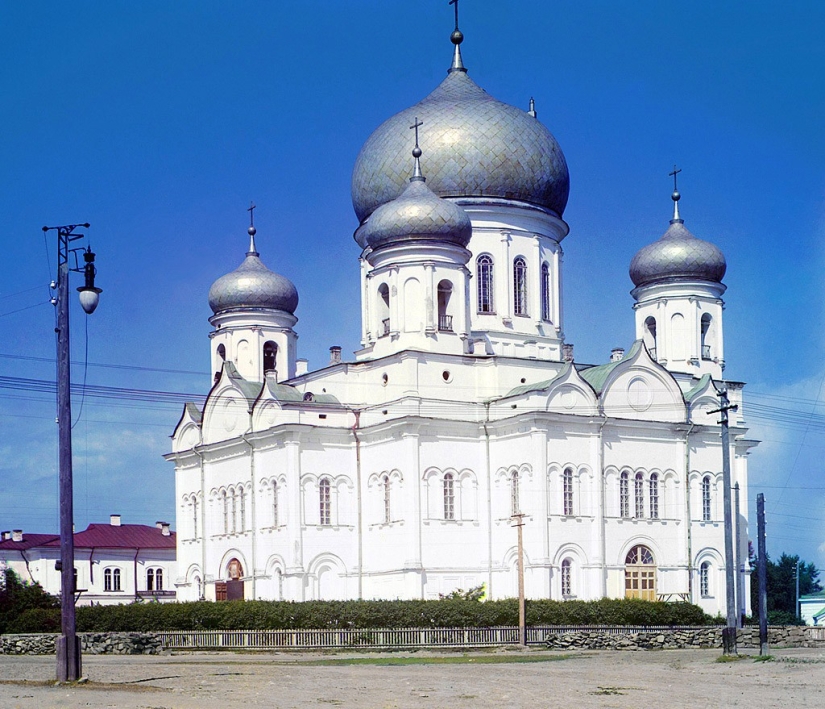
756,493,768,655
734,482,742,628
512,513,526,646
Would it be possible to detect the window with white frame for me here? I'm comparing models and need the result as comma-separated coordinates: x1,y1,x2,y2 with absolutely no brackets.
104,568,121,592
239,486,246,532
146,567,164,591
561,558,572,597
231,487,238,533
563,467,574,516
649,473,659,519
702,476,712,521
700,561,711,597
443,473,455,520
192,496,199,539
319,477,331,525
513,257,528,316
511,470,520,516
477,254,494,313
634,472,645,518
382,475,391,524
620,471,630,518
272,480,279,527
541,262,551,321
222,490,229,534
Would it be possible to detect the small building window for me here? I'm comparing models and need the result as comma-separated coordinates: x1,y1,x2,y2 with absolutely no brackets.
319,477,331,526
644,316,657,360
104,567,121,592
239,486,246,533
635,472,645,518
649,473,659,519
561,558,572,597
701,314,712,360
192,496,199,539
477,254,494,313
378,284,390,336
222,490,229,535
700,561,711,598
513,257,528,316
437,280,454,332
272,480,279,527
541,262,551,322
443,473,455,521
563,467,574,516
231,487,238,534
702,476,712,521
263,341,278,373
383,475,391,524
620,471,629,518
146,568,163,592
511,470,520,516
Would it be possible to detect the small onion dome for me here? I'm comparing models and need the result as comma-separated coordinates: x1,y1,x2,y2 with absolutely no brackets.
208,230,298,315
630,220,726,288
355,178,472,251
351,70,569,223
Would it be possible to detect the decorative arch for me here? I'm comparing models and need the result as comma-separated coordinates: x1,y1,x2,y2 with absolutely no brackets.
307,553,347,601
623,543,657,601
217,549,248,581
476,253,494,313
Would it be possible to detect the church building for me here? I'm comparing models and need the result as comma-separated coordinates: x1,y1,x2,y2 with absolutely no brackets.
166,13,756,616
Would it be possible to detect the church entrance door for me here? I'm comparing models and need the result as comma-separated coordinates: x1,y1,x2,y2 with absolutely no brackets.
624,545,656,600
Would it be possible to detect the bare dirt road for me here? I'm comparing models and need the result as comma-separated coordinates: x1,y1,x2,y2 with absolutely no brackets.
1,647,822,709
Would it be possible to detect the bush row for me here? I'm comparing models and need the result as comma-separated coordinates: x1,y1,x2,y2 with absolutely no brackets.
6,597,711,634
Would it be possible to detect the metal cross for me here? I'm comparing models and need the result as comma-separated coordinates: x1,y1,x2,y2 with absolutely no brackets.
410,117,424,147
669,165,682,191
449,0,459,30
247,201,256,227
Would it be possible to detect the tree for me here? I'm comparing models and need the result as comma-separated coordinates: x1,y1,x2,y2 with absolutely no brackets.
749,550,822,624
0,568,60,634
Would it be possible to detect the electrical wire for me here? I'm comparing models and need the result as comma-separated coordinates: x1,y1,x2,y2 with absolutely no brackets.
0,352,207,376
0,301,50,319
71,313,89,429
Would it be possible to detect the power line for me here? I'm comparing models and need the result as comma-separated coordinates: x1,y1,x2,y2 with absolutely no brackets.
0,352,207,377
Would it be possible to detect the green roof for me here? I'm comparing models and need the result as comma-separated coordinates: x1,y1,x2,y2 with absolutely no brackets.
578,342,642,394
800,591,825,601
265,381,304,402
184,402,202,424
684,373,712,402
224,361,263,406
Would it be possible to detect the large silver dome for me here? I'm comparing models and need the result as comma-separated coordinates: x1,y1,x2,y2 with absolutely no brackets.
356,177,472,251
208,245,298,315
630,220,726,288
351,70,569,223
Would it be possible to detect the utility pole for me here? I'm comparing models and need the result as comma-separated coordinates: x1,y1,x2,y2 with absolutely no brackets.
796,558,801,622
734,483,742,628
756,493,768,655
512,513,526,646
43,223,102,683
708,386,738,654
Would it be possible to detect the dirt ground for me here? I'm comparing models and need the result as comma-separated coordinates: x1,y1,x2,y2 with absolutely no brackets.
0,646,822,709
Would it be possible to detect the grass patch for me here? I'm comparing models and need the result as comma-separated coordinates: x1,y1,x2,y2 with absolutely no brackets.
591,687,627,695
715,654,748,663
290,653,577,667
753,655,774,662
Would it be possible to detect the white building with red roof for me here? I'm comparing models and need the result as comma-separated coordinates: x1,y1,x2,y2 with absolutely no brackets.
0,515,176,605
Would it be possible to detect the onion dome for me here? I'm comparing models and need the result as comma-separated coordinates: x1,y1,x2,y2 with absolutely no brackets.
630,187,726,288
208,224,298,315
356,125,472,251
351,29,569,223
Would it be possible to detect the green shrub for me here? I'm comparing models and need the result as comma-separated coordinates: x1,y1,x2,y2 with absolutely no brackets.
0,570,59,634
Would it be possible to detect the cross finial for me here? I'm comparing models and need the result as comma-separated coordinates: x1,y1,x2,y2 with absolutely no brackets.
246,201,259,255
410,117,425,182
447,0,467,73
668,166,683,224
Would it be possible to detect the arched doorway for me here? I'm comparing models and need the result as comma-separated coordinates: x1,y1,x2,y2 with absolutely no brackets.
625,545,656,600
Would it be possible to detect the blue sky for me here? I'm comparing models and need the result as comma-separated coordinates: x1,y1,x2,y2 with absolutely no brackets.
1,2,823,571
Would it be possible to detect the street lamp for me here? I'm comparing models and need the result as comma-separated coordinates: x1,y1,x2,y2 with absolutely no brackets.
42,223,102,683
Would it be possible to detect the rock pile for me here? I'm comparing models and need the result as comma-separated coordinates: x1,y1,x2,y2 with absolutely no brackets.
0,632,162,655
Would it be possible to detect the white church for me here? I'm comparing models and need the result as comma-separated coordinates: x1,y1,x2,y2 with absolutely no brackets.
166,15,756,617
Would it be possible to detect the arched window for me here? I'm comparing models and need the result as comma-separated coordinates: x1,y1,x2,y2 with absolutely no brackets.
511,470,520,516
272,480,279,527
649,473,659,519
620,472,630,518
378,284,390,336
231,487,238,534
701,314,712,360
477,255,494,313
437,280,453,332
319,477,331,526
702,476,712,521
700,561,711,597
147,568,154,591
541,262,551,322
634,473,645,518
227,558,243,580
513,257,528,316
217,344,226,361
644,316,657,360
239,487,246,532
443,473,455,520
383,475,391,524
561,558,573,597
192,496,199,539
156,568,163,591
104,568,112,592
563,467,574,516
625,545,655,600
263,341,277,373
222,490,229,534
112,568,121,591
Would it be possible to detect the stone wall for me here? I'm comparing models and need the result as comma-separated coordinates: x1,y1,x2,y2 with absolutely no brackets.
0,632,162,655
545,626,822,651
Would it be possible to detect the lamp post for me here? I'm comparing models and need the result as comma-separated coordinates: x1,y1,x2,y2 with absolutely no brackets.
42,223,101,683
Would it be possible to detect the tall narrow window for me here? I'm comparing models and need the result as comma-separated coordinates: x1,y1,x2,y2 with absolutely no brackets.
620,472,629,518
513,257,528,316
319,477,331,526
644,316,657,360
701,314,712,360
217,344,226,361
222,491,229,534
702,476,712,521
635,473,645,518
272,480,279,527
239,487,246,532
231,488,238,534
263,340,278,373
511,470,520,516
443,473,455,520
155,568,163,591
437,280,453,332
563,467,574,516
147,568,155,591
561,558,572,597
477,255,494,313
104,568,112,592
383,475,391,524
541,262,551,321
112,568,121,591
649,473,659,519
378,284,390,336
700,561,711,597
192,497,199,539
